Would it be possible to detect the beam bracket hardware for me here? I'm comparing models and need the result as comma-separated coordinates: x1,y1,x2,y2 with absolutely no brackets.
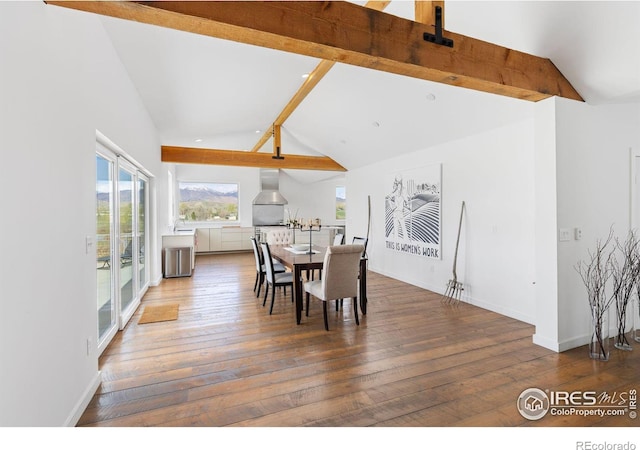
423,6,453,48
272,147,285,160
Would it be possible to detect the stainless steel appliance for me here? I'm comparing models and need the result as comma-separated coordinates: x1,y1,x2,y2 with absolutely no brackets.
252,205,285,226
163,247,192,278
252,169,287,226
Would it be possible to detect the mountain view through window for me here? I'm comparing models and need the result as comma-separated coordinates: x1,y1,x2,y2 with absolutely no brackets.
178,182,239,222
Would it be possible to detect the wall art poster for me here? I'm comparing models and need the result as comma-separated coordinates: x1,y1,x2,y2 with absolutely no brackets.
384,164,441,259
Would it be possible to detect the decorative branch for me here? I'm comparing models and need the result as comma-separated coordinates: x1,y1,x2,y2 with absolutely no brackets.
575,227,616,358
285,208,299,227
611,230,640,349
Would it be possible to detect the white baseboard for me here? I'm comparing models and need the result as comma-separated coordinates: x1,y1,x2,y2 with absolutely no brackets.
557,326,619,353
557,334,589,352
150,273,163,286
532,333,561,352
534,329,611,352
64,371,101,427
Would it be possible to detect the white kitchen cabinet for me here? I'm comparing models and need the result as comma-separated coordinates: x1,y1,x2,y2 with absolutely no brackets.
209,228,221,251
195,227,252,253
220,228,242,251
195,228,210,253
241,228,254,250
195,228,220,253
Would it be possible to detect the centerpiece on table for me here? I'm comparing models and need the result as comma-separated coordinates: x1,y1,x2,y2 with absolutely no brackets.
287,218,321,254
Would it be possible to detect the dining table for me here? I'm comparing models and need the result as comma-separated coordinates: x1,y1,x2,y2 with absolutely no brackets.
268,244,368,324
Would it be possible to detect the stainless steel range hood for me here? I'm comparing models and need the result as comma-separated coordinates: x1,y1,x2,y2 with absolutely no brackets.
252,169,288,205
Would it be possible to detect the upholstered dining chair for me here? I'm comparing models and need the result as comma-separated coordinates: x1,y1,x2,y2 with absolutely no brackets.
261,242,294,315
304,244,364,330
333,237,368,311
266,228,294,246
250,237,285,298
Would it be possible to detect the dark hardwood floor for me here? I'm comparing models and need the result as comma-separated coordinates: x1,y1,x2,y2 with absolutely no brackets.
79,253,639,429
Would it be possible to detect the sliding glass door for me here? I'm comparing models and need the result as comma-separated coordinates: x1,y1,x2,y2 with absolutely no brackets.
119,163,136,320
96,140,151,354
117,159,149,329
138,175,149,294
96,153,117,349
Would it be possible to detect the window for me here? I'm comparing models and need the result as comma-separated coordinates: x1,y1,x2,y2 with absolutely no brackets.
336,186,346,220
178,181,239,222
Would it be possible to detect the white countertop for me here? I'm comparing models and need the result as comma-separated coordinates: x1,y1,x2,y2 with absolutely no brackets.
162,228,196,237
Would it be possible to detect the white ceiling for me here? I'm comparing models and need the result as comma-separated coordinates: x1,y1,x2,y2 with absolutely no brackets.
97,1,640,183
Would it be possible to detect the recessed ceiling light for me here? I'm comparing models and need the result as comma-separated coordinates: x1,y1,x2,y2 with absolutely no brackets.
426,93,436,101
195,138,203,143
256,130,261,134
302,73,310,79
340,139,347,145
372,121,380,128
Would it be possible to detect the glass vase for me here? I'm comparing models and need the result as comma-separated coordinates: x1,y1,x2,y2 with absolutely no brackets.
614,300,633,351
589,308,610,361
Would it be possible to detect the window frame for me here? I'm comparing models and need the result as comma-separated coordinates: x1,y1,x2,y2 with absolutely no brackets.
177,181,240,224
336,185,346,220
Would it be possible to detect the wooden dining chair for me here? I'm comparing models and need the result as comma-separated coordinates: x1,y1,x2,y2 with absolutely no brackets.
352,236,368,257
304,244,364,330
250,237,285,298
261,242,294,315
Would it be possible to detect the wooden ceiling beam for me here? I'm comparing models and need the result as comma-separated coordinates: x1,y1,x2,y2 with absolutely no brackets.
272,124,281,157
250,59,336,152
415,1,445,28
46,1,583,102
250,0,390,153
162,146,346,172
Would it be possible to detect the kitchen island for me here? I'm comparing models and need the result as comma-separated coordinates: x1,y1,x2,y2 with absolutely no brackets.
256,225,345,246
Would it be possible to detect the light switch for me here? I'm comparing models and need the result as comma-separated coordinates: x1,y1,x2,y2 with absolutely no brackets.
559,228,571,242
85,236,94,254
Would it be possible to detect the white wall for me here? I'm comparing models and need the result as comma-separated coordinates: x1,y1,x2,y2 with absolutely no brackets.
532,97,561,350
347,98,640,352
346,117,537,324
0,2,163,425
553,99,640,350
280,172,347,227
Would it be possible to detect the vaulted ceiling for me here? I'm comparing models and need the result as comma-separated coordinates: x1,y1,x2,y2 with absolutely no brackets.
49,1,640,183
